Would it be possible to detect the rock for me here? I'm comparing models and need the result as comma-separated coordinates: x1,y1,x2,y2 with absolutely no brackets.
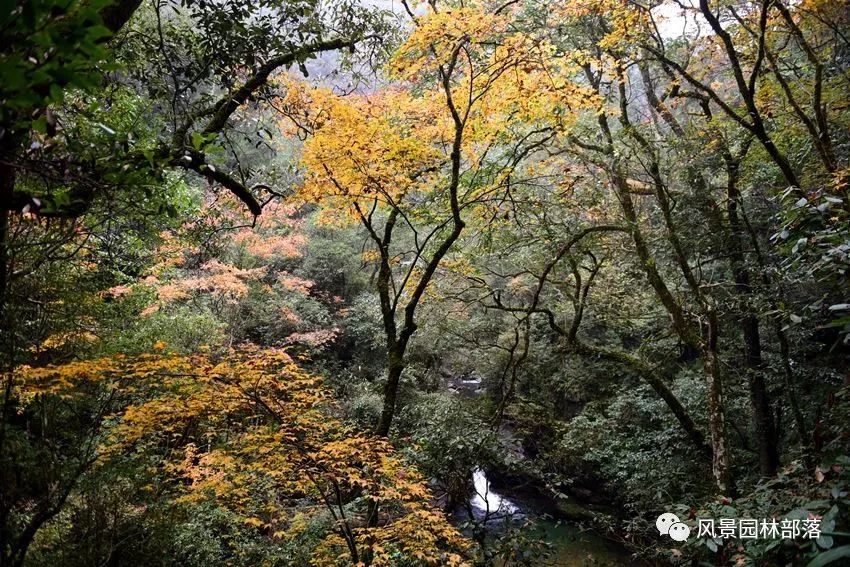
552,496,596,522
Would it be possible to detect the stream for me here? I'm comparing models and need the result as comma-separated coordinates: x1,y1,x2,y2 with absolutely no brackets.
460,468,631,566
447,375,632,566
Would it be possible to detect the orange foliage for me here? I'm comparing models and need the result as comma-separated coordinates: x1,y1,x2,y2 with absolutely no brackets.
16,349,472,565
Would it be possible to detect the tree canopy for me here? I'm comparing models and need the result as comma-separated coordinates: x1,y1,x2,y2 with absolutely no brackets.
1,0,850,566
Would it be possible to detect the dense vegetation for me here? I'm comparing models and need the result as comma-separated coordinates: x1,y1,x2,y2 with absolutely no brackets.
1,0,849,565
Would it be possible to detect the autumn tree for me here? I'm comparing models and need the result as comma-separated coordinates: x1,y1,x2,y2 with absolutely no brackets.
0,0,388,350
1,2,390,564
284,2,597,437
446,0,848,497
13,347,471,566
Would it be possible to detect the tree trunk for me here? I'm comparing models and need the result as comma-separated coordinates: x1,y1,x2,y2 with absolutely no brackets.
703,310,735,495
742,315,780,477
592,104,734,493
776,325,809,448
726,159,780,477
640,60,775,479
376,349,405,437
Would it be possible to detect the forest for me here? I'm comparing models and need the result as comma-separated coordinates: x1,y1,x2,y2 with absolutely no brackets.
1,0,849,565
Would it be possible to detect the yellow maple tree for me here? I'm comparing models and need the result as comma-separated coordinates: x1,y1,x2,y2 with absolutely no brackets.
17,347,472,565
274,2,600,438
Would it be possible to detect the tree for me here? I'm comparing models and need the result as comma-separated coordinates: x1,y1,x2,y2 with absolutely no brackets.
1,2,388,563
0,0,386,327
14,346,471,565
286,3,596,437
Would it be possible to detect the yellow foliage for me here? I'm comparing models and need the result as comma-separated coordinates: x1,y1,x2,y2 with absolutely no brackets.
555,0,651,52
15,348,472,565
388,7,509,79
282,5,599,226
293,85,447,214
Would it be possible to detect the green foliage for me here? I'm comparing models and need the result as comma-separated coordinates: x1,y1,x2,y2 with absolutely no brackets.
347,390,383,431
398,394,501,503
546,370,710,511
0,0,112,127
672,458,850,566
4,0,850,565
100,304,225,355
773,187,850,339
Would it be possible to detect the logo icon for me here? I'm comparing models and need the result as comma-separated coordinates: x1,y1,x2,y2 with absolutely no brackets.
656,512,680,535
669,521,691,542
657,512,690,541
